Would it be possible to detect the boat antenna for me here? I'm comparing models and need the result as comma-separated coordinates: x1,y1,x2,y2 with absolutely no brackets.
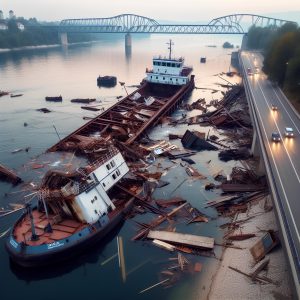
167,39,174,60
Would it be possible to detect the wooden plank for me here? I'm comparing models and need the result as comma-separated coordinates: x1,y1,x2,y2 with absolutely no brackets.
147,230,214,250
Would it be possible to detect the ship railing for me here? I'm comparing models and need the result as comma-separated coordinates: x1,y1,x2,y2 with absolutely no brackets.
153,55,184,62
89,146,119,171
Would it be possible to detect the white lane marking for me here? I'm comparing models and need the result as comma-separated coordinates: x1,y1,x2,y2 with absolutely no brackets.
242,55,300,243
272,87,300,134
248,58,300,184
252,54,300,134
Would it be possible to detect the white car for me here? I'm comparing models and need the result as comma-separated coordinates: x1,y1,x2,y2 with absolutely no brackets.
284,127,294,138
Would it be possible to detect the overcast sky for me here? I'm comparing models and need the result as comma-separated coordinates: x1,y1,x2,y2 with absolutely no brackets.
1,0,300,22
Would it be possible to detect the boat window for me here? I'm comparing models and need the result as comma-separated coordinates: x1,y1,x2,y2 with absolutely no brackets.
116,169,121,176
172,63,175,67
162,62,166,66
166,63,170,67
153,61,157,65
170,78,173,80
176,78,178,81
157,62,161,66
112,173,117,180
106,164,111,170
163,77,165,80
102,182,106,187
176,63,180,67
150,76,152,78
94,209,98,215
110,160,115,167
156,76,158,79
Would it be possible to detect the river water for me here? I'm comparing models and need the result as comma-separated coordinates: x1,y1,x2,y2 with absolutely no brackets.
0,34,242,300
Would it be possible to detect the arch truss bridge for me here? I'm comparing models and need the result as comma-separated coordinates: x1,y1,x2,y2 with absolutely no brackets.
59,13,295,34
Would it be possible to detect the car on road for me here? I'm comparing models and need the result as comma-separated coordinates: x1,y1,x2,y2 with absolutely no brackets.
271,104,278,111
284,127,294,138
247,67,253,76
271,132,281,142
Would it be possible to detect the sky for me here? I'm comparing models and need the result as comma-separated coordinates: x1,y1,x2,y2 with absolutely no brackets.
1,0,300,22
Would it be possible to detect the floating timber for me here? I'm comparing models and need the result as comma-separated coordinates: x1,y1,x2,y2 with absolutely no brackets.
0,163,22,184
147,230,214,250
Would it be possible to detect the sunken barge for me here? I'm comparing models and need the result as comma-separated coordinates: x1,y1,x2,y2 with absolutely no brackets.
6,41,194,267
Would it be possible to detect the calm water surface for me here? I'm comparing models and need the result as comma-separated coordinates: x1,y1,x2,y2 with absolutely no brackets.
0,34,242,300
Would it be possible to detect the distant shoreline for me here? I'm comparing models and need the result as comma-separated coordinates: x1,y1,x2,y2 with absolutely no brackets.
0,41,98,53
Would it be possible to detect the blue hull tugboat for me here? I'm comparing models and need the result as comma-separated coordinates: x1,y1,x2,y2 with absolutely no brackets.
6,146,142,267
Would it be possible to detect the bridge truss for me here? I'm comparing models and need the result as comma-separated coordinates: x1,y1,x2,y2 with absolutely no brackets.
59,13,295,34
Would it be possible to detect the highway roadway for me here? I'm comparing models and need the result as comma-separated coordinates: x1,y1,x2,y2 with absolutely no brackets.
240,52,300,279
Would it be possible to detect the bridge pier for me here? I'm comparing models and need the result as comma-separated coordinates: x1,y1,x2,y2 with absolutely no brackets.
60,32,68,46
251,130,266,175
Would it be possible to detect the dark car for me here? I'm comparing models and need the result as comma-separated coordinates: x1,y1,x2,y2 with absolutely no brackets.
271,132,281,142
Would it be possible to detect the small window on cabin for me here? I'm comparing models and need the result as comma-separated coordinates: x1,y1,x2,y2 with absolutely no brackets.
157,62,161,66
176,78,178,81
177,63,180,67
112,173,117,180
110,160,115,167
116,170,121,176
153,61,157,65
172,63,175,67
170,78,173,80
166,63,170,67
156,76,158,79
94,209,98,215
163,77,165,80
162,62,166,66
150,76,152,79
106,164,111,170
102,182,106,187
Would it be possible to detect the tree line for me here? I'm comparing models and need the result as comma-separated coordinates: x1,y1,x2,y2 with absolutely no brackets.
0,17,102,49
247,23,300,104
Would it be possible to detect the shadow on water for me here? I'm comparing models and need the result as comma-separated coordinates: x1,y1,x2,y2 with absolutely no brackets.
9,222,124,282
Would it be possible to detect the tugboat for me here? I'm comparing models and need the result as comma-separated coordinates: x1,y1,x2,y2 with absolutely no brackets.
6,146,142,267
6,40,194,267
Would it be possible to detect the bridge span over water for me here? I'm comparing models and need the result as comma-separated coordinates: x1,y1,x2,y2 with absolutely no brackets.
57,13,295,45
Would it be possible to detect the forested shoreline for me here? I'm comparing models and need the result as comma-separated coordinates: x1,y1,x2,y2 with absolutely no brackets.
0,17,102,49
247,23,300,107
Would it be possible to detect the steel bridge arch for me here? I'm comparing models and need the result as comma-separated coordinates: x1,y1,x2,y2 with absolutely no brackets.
208,14,297,33
60,14,159,32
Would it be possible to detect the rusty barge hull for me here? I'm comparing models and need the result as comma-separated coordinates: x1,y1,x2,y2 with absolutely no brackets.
48,77,194,152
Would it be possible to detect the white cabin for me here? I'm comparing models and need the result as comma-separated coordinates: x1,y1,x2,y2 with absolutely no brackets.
74,151,129,224
145,40,193,86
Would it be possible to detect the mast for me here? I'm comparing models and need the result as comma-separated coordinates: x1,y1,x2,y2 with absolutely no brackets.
167,39,174,60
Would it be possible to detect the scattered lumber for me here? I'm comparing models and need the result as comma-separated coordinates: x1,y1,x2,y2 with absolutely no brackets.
0,163,22,184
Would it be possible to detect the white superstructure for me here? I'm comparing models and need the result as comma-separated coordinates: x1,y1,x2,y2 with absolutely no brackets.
74,150,129,224
145,40,193,86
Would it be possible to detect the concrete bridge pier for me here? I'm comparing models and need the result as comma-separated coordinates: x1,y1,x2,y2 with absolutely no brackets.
60,32,68,46
251,130,266,175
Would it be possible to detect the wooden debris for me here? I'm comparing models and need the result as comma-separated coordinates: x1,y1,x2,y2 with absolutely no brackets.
194,262,202,272
250,230,279,262
139,278,169,294
227,233,256,241
153,239,175,252
117,236,126,283
251,258,270,281
100,253,118,266
147,230,214,250
0,163,22,184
